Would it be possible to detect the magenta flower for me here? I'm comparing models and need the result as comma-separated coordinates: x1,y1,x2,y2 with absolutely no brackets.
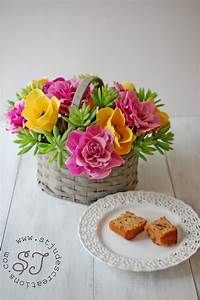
66,125,124,179
115,90,161,135
6,100,26,133
43,77,79,115
113,81,126,92
43,77,93,115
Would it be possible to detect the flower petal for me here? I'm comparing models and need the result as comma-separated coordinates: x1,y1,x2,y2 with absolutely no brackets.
155,108,170,128
86,124,101,137
85,166,112,180
111,108,125,127
65,156,84,176
109,152,124,167
114,142,133,155
116,126,135,143
67,130,84,152
96,107,113,128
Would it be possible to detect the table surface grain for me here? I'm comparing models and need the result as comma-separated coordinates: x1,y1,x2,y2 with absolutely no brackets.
0,116,199,300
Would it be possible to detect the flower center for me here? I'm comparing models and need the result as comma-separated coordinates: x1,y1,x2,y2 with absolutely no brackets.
40,111,45,117
88,141,101,155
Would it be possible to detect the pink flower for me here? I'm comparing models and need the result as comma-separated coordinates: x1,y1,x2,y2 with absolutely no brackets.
66,125,124,179
43,77,78,115
115,90,161,135
6,100,26,133
43,77,93,115
113,81,126,92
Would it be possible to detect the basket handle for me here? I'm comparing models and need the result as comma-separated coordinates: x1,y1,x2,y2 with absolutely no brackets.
72,76,104,108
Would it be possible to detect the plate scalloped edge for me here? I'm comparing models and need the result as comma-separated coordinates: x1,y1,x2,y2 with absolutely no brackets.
78,191,200,272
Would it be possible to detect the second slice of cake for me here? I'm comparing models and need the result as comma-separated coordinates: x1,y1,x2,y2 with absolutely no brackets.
109,211,147,240
145,216,177,246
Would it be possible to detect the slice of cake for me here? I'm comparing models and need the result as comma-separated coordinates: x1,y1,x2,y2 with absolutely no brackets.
145,216,177,246
109,211,147,240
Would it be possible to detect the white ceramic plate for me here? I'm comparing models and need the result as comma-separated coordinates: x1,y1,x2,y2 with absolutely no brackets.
79,191,200,272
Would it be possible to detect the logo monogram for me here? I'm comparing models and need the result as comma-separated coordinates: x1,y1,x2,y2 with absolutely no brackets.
1,235,62,289
12,250,49,276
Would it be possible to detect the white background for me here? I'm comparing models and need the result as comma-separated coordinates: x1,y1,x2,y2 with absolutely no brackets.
0,0,200,118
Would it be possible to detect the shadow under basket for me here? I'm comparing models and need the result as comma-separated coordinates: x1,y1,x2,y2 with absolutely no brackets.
37,152,138,205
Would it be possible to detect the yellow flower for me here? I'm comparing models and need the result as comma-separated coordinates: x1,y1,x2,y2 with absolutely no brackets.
96,107,136,155
22,88,60,133
121,82,136,91
149,98,170,128
155,107,170,128
29,77,48,88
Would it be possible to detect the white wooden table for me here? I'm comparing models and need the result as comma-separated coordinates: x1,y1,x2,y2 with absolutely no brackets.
0,117,199,300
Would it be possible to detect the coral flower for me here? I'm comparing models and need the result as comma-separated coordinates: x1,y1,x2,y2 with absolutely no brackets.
148,98,170,128
22,89,60,133
96,107,136,155
154,107,170,128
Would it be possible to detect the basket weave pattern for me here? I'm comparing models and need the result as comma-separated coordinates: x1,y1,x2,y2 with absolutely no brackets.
37,152,138,205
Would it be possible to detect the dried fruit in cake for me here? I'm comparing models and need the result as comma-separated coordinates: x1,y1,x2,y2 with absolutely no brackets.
145,216,177,246
109,211,147,240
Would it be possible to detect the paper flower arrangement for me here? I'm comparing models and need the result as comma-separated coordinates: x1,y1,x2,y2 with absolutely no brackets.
6,75,174,180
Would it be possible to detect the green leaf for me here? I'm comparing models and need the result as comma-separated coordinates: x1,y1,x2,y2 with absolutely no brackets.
7,80,44,104
16,93,21,100
60,127,71,143
44,132,55,144
57,151,63,168
15,130,40,156
137,87,164,108
37,143,55,154
34,145,39,155
53,125,59,138
7,100,15,108
48,151,58,163
17,144,35,155
17,81,43,99
67,104,98,129
42,127,71,167
133,125,174,160
92,84,118,108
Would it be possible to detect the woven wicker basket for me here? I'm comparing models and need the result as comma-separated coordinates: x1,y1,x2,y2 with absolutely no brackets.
37,76,139,205
37,152,138,204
